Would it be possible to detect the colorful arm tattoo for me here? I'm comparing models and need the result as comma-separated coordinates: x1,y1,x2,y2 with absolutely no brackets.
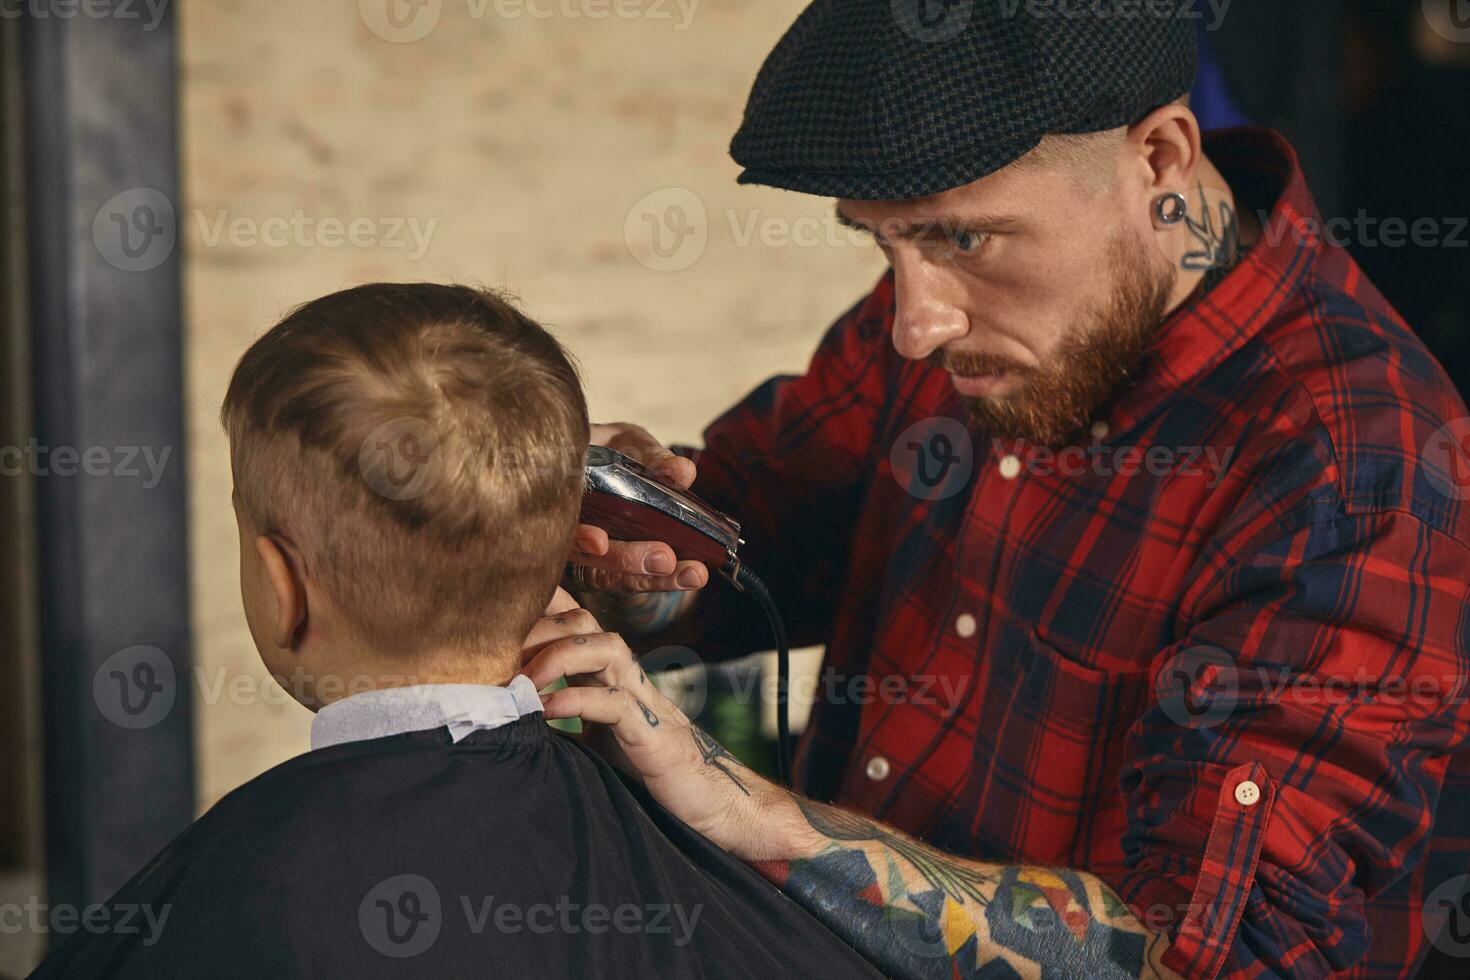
753,800,1177,979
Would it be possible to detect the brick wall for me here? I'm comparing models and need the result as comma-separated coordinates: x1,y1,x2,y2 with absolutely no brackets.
180,0,885,809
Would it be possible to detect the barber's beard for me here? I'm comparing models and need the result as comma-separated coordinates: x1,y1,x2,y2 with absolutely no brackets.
935,229,1175,448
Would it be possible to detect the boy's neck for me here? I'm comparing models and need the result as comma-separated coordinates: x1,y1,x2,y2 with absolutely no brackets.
310,648,522,708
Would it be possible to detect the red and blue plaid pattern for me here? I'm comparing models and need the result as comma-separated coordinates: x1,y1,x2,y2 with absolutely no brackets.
679,129,1470,977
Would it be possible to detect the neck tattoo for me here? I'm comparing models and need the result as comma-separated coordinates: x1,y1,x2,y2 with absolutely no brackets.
1182,181,1242,295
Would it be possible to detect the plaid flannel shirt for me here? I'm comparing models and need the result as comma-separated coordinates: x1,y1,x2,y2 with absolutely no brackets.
677,129,1470,977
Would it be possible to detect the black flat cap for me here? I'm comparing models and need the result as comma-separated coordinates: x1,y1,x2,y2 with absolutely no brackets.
731,0,1198,200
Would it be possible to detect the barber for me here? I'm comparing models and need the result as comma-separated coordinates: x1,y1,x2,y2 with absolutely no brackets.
529,4,1470,977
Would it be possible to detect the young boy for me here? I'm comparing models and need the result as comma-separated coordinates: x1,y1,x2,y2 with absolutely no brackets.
31,283,881,978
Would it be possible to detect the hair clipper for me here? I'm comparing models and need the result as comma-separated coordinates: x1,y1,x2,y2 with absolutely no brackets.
578,444,792,785
580,445,746,589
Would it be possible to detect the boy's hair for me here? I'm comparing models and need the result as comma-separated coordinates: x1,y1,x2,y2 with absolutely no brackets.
221,282,588,655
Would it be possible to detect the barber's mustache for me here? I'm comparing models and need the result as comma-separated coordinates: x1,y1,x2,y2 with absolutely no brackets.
929,349,1033,379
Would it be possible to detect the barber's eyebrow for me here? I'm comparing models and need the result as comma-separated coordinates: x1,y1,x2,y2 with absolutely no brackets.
833,204,1019,238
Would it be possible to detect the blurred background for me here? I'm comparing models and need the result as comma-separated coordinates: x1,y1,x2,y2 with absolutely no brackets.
2,0,1468,974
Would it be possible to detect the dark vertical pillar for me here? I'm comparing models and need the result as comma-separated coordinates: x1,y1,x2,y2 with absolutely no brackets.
21,3,194,915
1,13,41,876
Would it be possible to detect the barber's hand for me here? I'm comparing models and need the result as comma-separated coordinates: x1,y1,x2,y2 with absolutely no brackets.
525,588,778,855
569,422,710,593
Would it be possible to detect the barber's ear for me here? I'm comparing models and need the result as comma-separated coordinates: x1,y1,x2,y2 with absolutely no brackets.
254,535,308,650
1127,102,1202,198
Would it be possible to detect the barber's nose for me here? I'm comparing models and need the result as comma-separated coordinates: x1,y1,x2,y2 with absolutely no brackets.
890,264,969,362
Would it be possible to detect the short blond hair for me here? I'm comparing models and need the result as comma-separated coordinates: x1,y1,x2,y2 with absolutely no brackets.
221,283,588,654
1014,130,1122,194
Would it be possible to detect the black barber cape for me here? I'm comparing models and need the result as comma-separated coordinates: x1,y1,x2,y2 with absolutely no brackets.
30,714,884,979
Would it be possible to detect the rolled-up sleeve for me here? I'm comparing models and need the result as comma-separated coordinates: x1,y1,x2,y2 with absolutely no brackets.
1113,507,1470,977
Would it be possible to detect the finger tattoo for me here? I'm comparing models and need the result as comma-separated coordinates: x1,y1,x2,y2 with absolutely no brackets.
635,698,659,727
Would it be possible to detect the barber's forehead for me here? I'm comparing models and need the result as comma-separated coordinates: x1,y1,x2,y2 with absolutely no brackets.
835,200,1024,236
833,163,1051,228
730,0,1195,200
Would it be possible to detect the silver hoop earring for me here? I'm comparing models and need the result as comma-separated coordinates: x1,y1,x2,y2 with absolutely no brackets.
1154,192,1188,226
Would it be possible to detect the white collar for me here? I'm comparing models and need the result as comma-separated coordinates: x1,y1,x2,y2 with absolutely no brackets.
310,674,543,751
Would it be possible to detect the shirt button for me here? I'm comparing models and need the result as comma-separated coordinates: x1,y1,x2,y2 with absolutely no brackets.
866,756,891,781
955,613,977,638
1091,420,1110,440
998,454,1022,479
1234,780,1261,807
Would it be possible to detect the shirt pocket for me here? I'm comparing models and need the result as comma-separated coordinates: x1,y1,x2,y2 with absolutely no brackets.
978,626,1153,868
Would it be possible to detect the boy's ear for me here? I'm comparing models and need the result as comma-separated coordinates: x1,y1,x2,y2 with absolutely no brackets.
254,534,308,650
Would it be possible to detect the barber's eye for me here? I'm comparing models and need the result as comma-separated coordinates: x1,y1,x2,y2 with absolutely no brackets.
951,230,988,253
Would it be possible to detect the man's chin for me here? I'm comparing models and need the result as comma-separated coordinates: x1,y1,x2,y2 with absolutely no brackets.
961,391,1089,448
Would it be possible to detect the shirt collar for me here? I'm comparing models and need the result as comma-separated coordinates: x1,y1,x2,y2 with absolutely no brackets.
1103,127,1323,439
310,674,544,751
